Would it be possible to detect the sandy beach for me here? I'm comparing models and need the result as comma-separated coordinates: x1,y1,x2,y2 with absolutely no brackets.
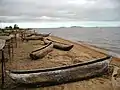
0,32,120,90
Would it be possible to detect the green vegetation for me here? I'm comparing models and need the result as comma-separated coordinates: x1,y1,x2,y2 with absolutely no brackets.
14,24,19,29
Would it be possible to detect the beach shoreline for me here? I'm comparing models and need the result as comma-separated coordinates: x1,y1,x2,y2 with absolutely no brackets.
0,29,120,90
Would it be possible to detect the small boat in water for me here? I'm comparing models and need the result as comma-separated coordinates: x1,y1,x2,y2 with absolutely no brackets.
30,42,53,60
43,38,74,51
6,56,112,85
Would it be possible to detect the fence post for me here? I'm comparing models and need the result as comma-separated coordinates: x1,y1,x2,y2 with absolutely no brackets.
1,49,5,89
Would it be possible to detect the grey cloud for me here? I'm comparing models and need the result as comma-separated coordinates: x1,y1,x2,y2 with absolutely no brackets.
0,0,120,22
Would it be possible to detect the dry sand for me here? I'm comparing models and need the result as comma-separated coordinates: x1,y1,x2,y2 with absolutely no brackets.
6,36,106,70
1,35,120,90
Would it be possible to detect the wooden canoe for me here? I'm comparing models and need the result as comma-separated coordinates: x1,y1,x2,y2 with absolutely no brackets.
6,56,112,85
29,42,53,60
34,33,50,37
26,33,50,37
0,39,6,50
0,36,12,41
43,38,74,51
22,36,43,42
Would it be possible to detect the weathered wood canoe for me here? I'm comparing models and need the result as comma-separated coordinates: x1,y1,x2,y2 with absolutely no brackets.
22,36,43,42
0,39,6,50
29,42,53,60
0,36,12,41
43,38,74,51
34,33,51,37
26,33,50,37
6,56,112,85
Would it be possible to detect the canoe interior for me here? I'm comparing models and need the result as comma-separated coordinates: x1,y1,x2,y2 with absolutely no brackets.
31,42,52,53
29,42,53,60
9,56,112,74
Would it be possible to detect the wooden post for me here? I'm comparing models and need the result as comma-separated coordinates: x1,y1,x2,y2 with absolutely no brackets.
15,31,17,48
11,41,14,60
8,43,11,61
1,49,5,89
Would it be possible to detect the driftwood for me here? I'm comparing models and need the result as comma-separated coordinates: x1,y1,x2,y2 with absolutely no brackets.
6,56,112,85
30,42,53,60
43,38,74,51
22,36,44,42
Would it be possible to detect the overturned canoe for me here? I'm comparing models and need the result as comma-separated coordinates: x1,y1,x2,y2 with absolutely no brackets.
44,38,74,51
6,56,112,85
26,34,34,37
26,33,50,37
30,42,53,60
35,33,50,37
22,36,43,42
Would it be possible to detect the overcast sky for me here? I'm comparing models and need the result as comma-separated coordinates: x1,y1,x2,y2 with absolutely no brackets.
0,0,120,22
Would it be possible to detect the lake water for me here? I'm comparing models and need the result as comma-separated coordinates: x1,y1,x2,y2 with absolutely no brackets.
35,27,120,57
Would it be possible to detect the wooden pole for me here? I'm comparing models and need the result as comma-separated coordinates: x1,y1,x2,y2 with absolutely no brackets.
8,43,11,61
15,31,17,48
11,40,14,60
1,49,5,89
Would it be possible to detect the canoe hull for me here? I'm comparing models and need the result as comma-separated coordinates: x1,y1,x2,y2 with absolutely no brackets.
43,39,74,51
7,56,112,85
29,42,53,60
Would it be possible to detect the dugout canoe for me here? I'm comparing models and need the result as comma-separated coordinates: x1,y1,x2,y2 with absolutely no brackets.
22,36,43,42
0,36,12,41
35,33,50,37
6,56,112,85
0,39,6,50
29,42,53,60
26,33,50,37
43,38,74,51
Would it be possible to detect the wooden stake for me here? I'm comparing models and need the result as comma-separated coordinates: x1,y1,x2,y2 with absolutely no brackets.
1,49,5,89
8,43,11,61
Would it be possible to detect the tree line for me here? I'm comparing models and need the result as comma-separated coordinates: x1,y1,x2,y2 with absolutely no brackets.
0,24,19,30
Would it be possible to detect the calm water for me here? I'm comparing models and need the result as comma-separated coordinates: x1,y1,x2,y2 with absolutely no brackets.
35,27,120,57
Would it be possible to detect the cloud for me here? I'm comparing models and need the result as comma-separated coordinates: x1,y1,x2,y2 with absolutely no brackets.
0,0,120,22
0,15,75,22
